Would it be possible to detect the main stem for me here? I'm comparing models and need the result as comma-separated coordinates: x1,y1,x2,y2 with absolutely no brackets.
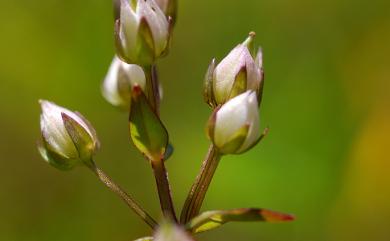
87,161,158,229
144,65,160,115
151,160,178,222
180,144,222,223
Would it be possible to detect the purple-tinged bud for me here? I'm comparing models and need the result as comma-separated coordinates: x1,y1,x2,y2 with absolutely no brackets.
204,32,264,107
115,0,171,66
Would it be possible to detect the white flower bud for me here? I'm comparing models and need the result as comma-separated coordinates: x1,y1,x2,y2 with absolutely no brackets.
116,0,170,66
38,100,99,170
209,91,260,154
102,56,146,109
204,33,264,106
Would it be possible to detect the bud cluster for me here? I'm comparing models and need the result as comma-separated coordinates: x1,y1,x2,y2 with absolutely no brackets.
205,33,265,155
37,1,295,240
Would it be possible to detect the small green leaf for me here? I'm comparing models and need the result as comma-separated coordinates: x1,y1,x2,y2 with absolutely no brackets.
187,208,295,234
129,86,168,162
134,237,153,241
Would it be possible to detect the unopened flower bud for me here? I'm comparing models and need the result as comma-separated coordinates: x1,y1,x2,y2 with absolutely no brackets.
102,56,146,109
204,32,264,107
208,91,260,155
154,220,194,241
115,0,171,66
38,100,100,170
155,0,177,24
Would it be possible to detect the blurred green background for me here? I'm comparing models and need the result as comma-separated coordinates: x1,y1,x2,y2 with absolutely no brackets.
1,0,390,240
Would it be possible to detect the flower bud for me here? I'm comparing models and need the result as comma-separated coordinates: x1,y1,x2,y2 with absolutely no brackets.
38,100,100,170
204,32,264,107
102,56,146,109
208,91,260,155
115,0,171,66
155,0,177,24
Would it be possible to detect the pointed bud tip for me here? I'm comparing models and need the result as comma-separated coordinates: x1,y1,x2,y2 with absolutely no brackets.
243,31,256,47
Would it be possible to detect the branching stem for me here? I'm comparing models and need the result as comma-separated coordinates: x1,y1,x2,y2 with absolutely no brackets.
180,144,222,223
87,161,158,229
151,159,178,222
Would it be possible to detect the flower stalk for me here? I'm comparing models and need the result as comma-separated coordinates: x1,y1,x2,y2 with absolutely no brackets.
151,159,178,222
180,144,222,223
86,160,158,229
143,65,161,114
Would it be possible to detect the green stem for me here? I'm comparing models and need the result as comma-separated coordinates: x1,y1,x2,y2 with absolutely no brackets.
143,65,160,115
151,160,178,222
87,161,158,229
180,144,222,223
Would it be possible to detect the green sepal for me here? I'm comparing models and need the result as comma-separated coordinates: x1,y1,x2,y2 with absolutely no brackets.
129,86,169,162
235,127,269,154
114,19,131,64
203,58,216,108
186,208,295,234
134,237,153,241
166,0,178,25
255,47,265,106
37,140,80,171
61,112,96,162
159,16,173,58
206,106,219,140
136,17,156,66
218,124,249,154
227,66,247,101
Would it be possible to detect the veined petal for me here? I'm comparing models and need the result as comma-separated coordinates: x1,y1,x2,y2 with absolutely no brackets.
237,92,260,153
40,101,83,158
102,57,123,106
138,0,169,56
120,0,140,60
246,56,262,93
213,44,251,103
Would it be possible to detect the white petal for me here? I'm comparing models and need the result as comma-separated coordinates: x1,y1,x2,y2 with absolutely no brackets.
214,91,252,148
102,57,123,106
138,0,169,56
213,45,251,103
154,0,168,13
120,0,140,59
102,56,146,107
120,61,146,90
40,101,79,158
237,92,260,152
